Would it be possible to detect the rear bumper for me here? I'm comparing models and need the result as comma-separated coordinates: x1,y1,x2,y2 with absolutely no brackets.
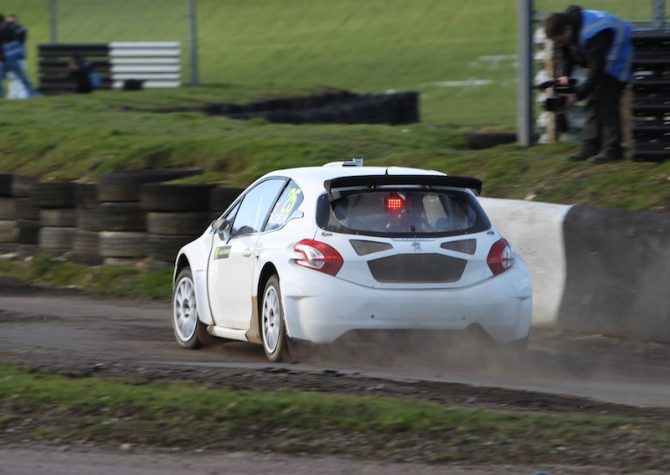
281,263,532,344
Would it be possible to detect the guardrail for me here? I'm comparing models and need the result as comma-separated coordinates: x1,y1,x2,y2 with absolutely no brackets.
38,42,181,93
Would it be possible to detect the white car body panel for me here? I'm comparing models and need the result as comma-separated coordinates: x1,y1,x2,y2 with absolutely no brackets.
173,164,532,350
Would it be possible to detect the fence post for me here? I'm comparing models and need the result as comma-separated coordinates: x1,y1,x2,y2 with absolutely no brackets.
187,0,200,86
517,0,534,146
49,0,58,44
653,0,666,29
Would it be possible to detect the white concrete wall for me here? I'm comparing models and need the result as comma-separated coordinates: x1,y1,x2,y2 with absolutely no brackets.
479,198,573,327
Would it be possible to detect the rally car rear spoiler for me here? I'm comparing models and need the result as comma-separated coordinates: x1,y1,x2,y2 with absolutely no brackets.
324,175,483,196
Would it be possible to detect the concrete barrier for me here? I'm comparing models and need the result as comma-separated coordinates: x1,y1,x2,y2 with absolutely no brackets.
481,198,670,343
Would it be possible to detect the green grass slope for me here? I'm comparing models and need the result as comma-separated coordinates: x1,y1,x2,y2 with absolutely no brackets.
0,1,666,212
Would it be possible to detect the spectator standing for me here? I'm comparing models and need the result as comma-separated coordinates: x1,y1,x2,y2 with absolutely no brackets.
67,54,94,93
6,14,29,99
0,13,37,99
545,5,633,164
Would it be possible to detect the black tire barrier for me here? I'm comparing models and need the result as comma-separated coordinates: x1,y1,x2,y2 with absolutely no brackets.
16,220,40,245
16,198,40,221
74,183,99,209
0,220,17,243
98,168,203,202
32,182,76,209
146,211,216,236
39,226,76,255
466,131,517,150
146,234,193,262
97,202,146,232
0,174,13,197
203,91,420,125
11,175,38,198
40,208,77,228
0,198,17,220
71,229,99,256
140,183,215,212
98,231,146,258
75,209,100,232
209,187,244,212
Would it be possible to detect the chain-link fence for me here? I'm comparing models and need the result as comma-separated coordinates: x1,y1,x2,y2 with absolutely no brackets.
534,1,669,28
1,0,197,83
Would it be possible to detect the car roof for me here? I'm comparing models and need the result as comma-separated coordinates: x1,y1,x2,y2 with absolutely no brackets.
260,164,446,198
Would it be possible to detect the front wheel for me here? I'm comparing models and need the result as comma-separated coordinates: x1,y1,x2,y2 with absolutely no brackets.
172,267,208,349
261,275,291,362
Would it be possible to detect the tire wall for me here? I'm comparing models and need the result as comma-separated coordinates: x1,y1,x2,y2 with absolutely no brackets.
480,198,670,344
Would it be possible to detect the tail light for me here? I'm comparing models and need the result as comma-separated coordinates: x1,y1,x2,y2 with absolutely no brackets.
293,239,343,276
487,238,515,276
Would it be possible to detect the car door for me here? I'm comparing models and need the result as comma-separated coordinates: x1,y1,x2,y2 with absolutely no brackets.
207,178,287,329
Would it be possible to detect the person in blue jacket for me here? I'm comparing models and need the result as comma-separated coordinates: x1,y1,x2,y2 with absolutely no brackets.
0,13,37,99
545,5,633,163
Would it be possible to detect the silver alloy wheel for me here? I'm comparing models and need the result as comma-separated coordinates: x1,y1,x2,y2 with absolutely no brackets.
262,285,281,354
173,275,198,342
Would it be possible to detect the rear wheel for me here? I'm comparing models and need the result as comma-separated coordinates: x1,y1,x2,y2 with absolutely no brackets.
261,275,291,362
172,267,208,349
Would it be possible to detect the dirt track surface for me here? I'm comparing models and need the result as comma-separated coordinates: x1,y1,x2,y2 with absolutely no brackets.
1,278,669,473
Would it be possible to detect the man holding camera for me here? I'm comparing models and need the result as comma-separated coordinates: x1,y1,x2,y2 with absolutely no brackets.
545,5,632,163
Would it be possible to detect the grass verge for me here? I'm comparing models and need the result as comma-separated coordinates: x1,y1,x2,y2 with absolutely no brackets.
1,363,669,467
0,256,172,300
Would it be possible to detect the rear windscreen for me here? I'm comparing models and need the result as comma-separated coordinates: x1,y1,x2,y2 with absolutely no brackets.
316,188,490,237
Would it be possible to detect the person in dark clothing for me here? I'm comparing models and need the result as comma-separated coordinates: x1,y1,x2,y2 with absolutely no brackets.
67,54,93,93
545,5,633,163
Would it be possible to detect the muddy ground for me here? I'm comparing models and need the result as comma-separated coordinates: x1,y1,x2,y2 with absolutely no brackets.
0,279,669,474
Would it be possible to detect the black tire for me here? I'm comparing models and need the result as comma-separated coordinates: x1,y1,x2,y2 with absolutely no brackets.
98,168,203,202
140,183,215,212
74,183,99,209
260,275,292,362
146,234,194,263
32,182,76,209
209,187,244,212
0,198,17,220
40,208,77,227
72,230,99,255
146,211,215,236
0,220,17,243
16,220,41,245
97,202,146,231
0,174,13,197
76,208,100,231
172,267,209,349
39,227,76,254
16,198,40,221
11,175,38,198
98,231,146,258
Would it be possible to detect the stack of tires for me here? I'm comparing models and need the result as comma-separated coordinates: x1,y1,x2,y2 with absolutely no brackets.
97,169,203,266
33,181,77,257
209,186,244,215
142,183,217,268
0,174,40,256
71,183,102,265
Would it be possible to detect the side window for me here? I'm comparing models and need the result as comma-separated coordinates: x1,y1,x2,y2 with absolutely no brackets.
265,181,304,232
231,179,286,237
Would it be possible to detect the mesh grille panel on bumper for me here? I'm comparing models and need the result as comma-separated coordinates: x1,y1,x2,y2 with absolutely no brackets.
367,253,467,283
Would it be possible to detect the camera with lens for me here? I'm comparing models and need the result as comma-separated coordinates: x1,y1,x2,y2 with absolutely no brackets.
536,79,578,112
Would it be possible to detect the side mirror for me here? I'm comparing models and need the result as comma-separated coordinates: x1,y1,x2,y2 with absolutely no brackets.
214,218,232,241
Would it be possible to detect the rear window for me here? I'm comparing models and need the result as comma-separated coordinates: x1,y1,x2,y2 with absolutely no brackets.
316,188,490,237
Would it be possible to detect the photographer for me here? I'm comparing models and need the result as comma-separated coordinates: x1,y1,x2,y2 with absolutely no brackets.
545,5,632,163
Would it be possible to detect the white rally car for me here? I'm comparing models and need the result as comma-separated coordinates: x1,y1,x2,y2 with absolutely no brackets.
172,160,532,362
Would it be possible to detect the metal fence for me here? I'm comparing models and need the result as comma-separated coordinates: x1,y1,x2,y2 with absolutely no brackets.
12,0,200,85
